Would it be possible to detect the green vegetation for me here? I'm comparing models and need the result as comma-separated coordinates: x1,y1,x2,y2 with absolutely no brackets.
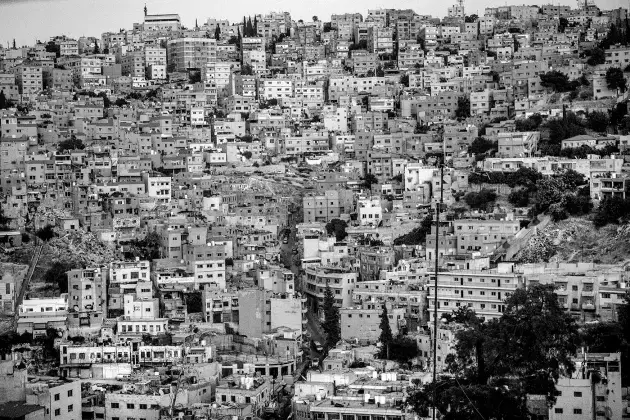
515,113,543,131
325,219,348,241
463,189,497,210
606,67,627,94
321,283,340,350
508,188,530,207
57,136,85,153
469,137,497,156
378,305,393,358
361,173,379,190
35,225,57,241
393,215,432,246
593,196,630,227
455,96,470,119
540,70,577,92
408,284,579,418
0,90,15,109
44,261,80,294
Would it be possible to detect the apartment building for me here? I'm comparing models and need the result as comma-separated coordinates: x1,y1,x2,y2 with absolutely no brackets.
216,376,272,417
184,244,227,289
67,267,107,329
427,264,525,321
167,38,217,72
550,352,622,420
16,63,43,95
25,379,81,420
453,218,521,255
303,190,345,223
340,302,406,343
358,247,395,281
304,267,357,319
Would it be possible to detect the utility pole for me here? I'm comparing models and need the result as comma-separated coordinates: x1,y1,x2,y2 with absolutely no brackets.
432,156,445,420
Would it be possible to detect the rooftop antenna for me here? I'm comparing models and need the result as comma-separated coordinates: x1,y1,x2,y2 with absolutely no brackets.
144,3,147,16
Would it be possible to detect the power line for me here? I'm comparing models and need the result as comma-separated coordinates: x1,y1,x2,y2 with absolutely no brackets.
454,377,487,420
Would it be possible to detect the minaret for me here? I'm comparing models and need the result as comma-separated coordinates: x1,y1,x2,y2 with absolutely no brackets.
144,3,147,16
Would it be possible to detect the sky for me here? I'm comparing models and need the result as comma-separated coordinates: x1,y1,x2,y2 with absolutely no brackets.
0,0,629,46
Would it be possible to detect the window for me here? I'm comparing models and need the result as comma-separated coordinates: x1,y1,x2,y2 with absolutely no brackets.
127,403,135,409
573,409,582,414
68,405,73,412
139,404,147,409
54,393,60,401
111,403,120,408
574,392,582,397
554,408,563,414
68,390,73,397
54,409,61,416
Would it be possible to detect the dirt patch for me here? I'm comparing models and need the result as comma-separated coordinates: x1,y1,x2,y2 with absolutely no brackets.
515,216,630,265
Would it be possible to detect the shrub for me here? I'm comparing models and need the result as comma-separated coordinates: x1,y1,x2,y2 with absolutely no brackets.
464,189,497,210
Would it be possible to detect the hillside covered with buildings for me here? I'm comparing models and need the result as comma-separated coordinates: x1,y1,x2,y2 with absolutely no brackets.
3,1,630,419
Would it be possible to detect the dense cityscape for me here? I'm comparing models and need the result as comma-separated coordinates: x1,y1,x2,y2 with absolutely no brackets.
2,0,630,419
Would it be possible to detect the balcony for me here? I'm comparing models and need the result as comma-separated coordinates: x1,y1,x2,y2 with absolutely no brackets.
582,303,595,311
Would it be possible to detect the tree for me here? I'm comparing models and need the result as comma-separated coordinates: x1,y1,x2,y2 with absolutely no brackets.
35,225,57,241
214,25,221,40
362,173,379,190
464,14,478,23
587,47,606,66
0,203,10,230
606,67,627,94
535,177,566,212
378,305,393,358
508,188,530,207
409,284,579,419
321,283,340,350
541,112,586,149
93,43,100,54
0,90,13,110
114,98,129,107
593,196,630,227
558,169,586,190
469,137,496,155
558,17,569,32
57,136,85,153
399,74,409,87
246,16,254,37
325,219,348,241
463,189,497,210
241,63,253,76
540,70,575,92
393,215,432,245
455,96,471,119
389,335,418,365
185,292,202,313
97,91,111,108
44,261,80,293
515,113,543,131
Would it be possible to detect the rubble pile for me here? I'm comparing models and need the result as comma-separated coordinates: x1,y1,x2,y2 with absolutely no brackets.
514,228,558,263
516,217,630,265
47,228,115,267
